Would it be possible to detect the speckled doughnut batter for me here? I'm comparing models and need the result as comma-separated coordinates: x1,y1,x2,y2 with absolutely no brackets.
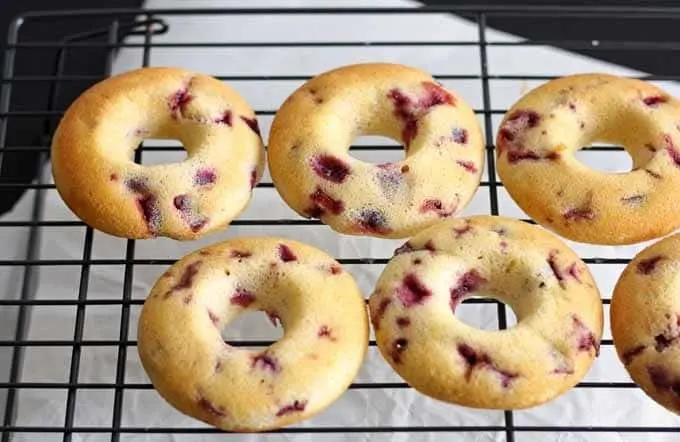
369,216,603,410
138,237,369,432
611,233,680,415
268,63,484,239
497,74,680,245
51,67,265,240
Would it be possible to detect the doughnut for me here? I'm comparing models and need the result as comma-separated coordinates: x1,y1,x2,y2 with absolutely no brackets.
368,215,603,409
51,67,265,240
611,233,680,414
137,237,369,432
496,73,680,245
268,63,484,239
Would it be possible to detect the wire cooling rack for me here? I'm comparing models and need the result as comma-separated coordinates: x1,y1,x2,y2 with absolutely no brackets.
2,5,680,442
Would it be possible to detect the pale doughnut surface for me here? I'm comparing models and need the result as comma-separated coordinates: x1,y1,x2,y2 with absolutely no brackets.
369,216,603,410
497,74,680,245
138,237,369,432
268,63,484,239
51,67,265,240
611,233,680,415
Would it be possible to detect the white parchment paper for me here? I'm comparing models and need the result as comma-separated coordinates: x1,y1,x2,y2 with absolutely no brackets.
4,1,680,440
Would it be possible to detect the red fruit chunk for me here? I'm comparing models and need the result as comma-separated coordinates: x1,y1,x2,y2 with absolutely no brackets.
166,261,201,296
194,168,217,186
507,150,560,164
250,168,258,189
137,195,161,234
420,82,455,108
317,325,335,340
637,255,665,275
450,269,487,311
566,262,582,283
655,333,678,352
457,343,518,387
310,155,350,183
647,365,680,397
169,88,192,115
173,194,190,211
643,95,668,107
456,160,478,173
393,242,414,256
497,110,541,151
230,287,256,307
420,198,457,217
572,315,600,356
126,177,150,196
214,110,233,126
622,345,646,365
276,400,307,417
424,240,436,252
207,309,220,326
547,251,564,282
230,250,252,259
396,317,411,328
653,315,680,352
371,298,391,330
390,338,408,363
563,206,595,221
197,395,227,418
240,116,261,136
308,187,344,217
252,352,280,372
396,274,432,308
387,81,455,147
663,134,680,167
173,194,207,232
278,244,297,262
189,218,207,232
457,344,487,374
354,209,392,235
451,127,468,144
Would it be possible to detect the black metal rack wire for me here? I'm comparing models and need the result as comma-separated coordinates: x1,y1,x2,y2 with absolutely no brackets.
1,5,680,441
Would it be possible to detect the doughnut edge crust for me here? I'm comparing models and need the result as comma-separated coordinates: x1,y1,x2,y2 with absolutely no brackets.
611,233,680,415
51,66,265,240
369,215,603,410
268,62,484,239
497,73,680,245
137,237,369,432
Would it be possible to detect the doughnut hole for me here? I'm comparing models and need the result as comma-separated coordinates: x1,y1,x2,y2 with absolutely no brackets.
456,298,519,332
196,266,334,377
383,251,546,334
220,310,284,344
574,144,632,174
313,80,466,186
138,139,188,166
350,135,404,164
562,103,661,173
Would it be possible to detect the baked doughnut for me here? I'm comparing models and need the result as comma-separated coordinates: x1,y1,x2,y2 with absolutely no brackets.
268,63,484,239
497,73,680,245
368,215,603,409
611,233,680,414
138,237,369,432
51,67,265,240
